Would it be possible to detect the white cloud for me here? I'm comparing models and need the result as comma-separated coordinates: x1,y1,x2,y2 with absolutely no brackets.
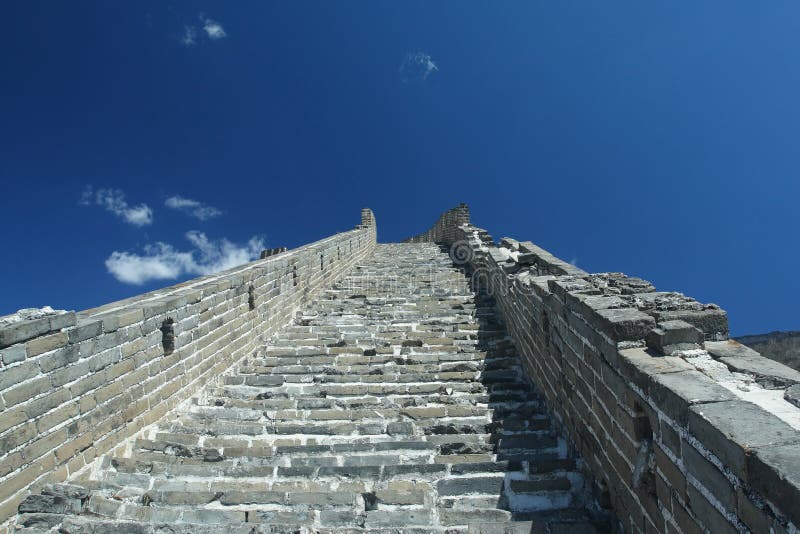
202,18,226,40
105,231,264,285
80,186,154,227
165,195,222,221
400,52,439,83
179,15,225,47
181,25,197,46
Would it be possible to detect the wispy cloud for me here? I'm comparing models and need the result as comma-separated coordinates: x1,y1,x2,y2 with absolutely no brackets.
80,186,153,227
181,14,226,46
202,17,226,40
399,52,439,83
181,25,197,47
165,195,222,221
105,231,264,285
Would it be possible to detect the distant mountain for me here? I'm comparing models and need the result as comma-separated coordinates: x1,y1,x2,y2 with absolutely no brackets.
735,331,800,372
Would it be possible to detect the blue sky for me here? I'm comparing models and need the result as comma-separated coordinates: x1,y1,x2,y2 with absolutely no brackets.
1,2,798,336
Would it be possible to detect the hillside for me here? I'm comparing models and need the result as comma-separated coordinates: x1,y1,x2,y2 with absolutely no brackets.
736,331,800,372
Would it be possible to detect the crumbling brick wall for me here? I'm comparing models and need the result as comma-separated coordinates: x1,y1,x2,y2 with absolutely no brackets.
412,204,800,533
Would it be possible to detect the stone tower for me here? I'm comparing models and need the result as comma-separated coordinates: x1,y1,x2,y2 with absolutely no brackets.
0,205,798,533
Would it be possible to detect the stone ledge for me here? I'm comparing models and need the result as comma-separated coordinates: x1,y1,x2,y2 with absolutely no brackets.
748,441,800,526
0,313,76,350
687,400,800,482
649,370,737,425
706,340,800,389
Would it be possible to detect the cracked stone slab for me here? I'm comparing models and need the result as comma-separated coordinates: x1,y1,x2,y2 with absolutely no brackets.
706,340,800,389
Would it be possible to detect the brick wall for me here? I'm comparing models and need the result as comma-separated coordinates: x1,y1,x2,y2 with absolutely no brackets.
404,203,470,245
411,205,800,533
0,209,377,526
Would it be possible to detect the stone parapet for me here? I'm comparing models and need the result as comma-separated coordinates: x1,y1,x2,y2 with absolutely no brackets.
0,211,377,527
409,205,800,533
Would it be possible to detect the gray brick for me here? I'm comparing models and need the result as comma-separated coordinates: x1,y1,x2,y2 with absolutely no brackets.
67,319,103,344
688,400,798,480
0,344,27,365
0,317,51,349
0,361,39,391
747,442,800,527
649,370,735,425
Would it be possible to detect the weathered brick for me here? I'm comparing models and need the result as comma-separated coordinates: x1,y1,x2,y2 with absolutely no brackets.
67,319,103,344
0,406,27,434
35,402,79,434
0,317,51,349
0,344,26,365
681,440,735,511
38,345,80,373
654,443,686,502
3,376,51,407
747,441,800,527
23,388,70,420
686,484,737,534
25,332,68,357
50,360,91,388
687,400,797,480
21,427,68,462
0,361,39,391
649,370,735,425
68,371,106,397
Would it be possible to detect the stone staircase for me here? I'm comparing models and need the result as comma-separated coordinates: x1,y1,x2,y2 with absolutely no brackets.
14,244,605,533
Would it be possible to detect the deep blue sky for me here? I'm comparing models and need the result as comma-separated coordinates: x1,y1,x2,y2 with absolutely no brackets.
1,2,798,335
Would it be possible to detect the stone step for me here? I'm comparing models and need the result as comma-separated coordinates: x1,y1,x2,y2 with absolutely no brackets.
215,382,488,397
497,433,562,452
236,361,485,376
160,415,493,437
205,391,492,409
223,371,483,384
180,405,493,423
97,458,574,486
248,353,488,367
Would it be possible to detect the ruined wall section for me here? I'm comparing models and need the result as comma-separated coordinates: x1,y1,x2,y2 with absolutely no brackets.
0,209,378,525
404,203,470,245
410,205,800,533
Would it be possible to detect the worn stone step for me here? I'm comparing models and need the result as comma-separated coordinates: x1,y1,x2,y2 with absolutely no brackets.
217,381,487,396
56,515,259,534
137,488,363,508
438,508,514,527
114,450,440,472
496,416,552,432
160,416,490,437
496,433,561,452
236,362,484,377
223,371,483,384
183,405,491,423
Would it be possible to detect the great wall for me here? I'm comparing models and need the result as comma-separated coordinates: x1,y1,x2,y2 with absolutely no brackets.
0,205,798,533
